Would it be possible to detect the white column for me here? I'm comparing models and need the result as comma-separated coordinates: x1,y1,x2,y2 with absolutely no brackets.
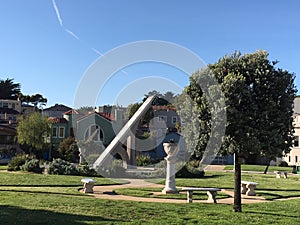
162,143,179,194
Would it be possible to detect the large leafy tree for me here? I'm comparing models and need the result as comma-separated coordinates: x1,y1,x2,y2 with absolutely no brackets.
0,78,21,100
16,112,51,153
183,50,296,212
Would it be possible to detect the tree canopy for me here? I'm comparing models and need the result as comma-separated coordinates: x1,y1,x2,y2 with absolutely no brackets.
16,112,51,152
0,78,21,100
182,50,296,212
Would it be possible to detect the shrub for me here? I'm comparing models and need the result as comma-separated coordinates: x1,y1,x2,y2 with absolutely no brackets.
96,159,126,178
21,158,42,173
78,164,98,176
136,154,153,166
47,158,79,175
176,160,205,178
7,154,27,171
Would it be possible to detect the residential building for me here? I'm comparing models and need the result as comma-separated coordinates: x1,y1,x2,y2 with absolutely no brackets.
0,99,22,113
43,104,72,118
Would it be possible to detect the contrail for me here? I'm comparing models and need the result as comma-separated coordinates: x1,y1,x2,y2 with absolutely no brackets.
52,0,63,26
51,0,128,76
66,29,80,40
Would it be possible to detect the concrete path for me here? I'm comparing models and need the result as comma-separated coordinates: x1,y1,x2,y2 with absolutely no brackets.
90,179,268,204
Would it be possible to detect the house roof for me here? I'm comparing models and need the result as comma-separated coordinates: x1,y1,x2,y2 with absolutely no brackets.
64,109,80,115
0,124,16,135
43,104,72,112
0,108,20,115
77,111,115,122
48,117,68,124
152,105,176,111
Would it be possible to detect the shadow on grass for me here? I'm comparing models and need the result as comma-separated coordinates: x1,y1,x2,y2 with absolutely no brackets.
0,189,86,197
0,205,121,225
245,210,300,219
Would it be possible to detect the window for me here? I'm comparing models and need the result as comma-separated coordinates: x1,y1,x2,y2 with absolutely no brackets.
158,116,167,122
84,125,104,142
52,127,57,138
59,127,65,138
296,156,298,163
294,136,299,147
3,103,8,108
172,116,177,124
12,103,15,109
289,156,291,162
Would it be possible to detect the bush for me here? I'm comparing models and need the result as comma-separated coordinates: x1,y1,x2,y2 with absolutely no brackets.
96,159,126,178
136,154,153,166
46,158,79,175
78,164,98,177
176,160,205,178
7,154,27,171
21,158,42,173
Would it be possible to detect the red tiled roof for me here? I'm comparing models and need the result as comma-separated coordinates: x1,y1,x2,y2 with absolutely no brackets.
64,109,79,115
48,117,68,124
98,112,115,121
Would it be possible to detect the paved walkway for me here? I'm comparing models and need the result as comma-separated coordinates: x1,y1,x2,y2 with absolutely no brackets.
90,179,268,204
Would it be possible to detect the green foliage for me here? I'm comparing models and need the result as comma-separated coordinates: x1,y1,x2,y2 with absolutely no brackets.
96,159,125,178
176,160,205,178
20,158,42,173
57,137,79,162
47,158,79,175
136,154,153,166
182,50,297,160
7,154,27,171
16,112,51,152
0,78,21,100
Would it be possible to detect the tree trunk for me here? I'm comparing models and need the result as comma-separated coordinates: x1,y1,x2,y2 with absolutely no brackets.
233,152,242,212
263,162,270,174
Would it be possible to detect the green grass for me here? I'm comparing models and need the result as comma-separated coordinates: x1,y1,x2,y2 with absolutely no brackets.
224,164,292,173
114,187,231,200
117,172,300,201
1,171,300,224
0,165,7,170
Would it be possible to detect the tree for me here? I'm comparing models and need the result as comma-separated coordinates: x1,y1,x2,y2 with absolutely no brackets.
57,137,79,162
183,50,296,212
20,94,47,110
0,78,21,100
16,112,51,154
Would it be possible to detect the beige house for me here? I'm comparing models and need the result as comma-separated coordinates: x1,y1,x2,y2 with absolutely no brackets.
283,97,300,166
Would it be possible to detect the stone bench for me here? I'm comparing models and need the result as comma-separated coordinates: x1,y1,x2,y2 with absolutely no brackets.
241,181,258,196
274,171,288,178
181,187,221,203
81,178,95,193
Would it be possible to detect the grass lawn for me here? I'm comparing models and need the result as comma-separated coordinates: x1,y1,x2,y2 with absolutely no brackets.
0,165,8,170
1,171,300,224
224,164,292,173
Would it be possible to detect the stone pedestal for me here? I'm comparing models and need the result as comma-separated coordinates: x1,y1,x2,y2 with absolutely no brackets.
162,143,179,194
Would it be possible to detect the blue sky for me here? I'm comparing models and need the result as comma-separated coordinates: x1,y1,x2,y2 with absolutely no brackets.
0,0,299,108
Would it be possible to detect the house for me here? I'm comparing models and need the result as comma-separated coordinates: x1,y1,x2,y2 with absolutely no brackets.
151,105,180,132
282,97,300,166
0,123,22,164
0,99,22,113
43,104,72,118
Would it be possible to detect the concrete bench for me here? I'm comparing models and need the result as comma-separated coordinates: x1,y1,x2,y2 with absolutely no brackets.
241,181,258,196
81,178,95,193
181,187,221,203
274,171,288,178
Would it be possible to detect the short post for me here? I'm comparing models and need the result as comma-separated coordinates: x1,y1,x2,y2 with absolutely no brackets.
162,142,179,194
275,171,281,178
